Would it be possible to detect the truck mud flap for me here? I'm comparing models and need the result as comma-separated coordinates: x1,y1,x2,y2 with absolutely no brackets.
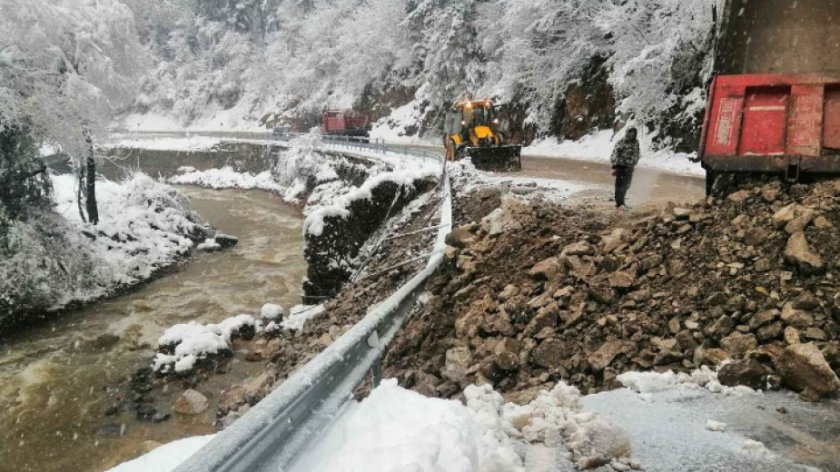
466,146,522,172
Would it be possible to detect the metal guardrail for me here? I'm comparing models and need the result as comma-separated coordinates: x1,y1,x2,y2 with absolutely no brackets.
173,146,452,472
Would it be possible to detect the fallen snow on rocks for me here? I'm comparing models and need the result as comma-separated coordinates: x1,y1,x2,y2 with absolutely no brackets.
449,159,596,202
152,314,256,374
303,166,438,237
293,379,635,472
280,304,326,331
170,166,284,194
108,368,832,472
616,366,757,401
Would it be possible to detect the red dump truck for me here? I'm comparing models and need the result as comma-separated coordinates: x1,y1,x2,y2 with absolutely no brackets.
700,74,840,194
321,110,370,138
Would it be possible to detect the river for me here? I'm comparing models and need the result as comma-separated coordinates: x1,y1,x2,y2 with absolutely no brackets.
0,185,306,472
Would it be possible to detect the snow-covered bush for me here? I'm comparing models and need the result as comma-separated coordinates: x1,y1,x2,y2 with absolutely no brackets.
0,172,208,329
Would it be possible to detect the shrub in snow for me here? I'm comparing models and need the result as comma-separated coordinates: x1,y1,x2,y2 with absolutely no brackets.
153,314,256,374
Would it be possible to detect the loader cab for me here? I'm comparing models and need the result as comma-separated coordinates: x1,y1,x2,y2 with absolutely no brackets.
442,98,521,171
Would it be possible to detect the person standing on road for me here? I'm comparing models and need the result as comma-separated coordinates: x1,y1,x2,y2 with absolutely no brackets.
610,127,641,209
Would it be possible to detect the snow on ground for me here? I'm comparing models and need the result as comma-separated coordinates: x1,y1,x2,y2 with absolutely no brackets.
105,435,215,472
280,304,327,331
170,166,284,194
291,379,634,472
108,368,832,472
302,164,439,237
101,135,222,152
450,160,600,202
368,101,440,146
152,303,327,374
120,109,266,133
524,130,704,177
583,374,821,471
48,173,203,304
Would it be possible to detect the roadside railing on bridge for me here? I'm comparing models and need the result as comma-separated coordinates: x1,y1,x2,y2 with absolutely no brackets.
173,139,452,472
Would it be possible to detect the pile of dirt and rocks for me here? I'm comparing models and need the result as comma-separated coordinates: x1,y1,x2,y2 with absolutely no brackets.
384,180,840,403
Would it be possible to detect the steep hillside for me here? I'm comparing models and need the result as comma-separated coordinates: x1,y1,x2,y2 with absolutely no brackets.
126,0,720,152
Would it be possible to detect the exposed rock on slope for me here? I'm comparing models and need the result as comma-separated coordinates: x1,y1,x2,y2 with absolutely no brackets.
385,181,840,401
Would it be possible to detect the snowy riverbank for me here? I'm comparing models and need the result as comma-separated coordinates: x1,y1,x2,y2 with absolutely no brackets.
0,173,212,328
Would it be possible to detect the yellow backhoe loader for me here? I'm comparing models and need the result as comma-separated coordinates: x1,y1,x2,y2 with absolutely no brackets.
443,100,522,171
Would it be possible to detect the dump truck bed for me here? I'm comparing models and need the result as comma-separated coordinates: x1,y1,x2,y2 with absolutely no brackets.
701,74,840,177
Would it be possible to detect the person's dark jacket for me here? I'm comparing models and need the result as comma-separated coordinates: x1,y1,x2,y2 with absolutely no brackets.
610,136,641,168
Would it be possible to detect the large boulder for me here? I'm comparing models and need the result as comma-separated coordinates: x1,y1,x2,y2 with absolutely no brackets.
445,224,479,249
528,257,565,281
443,346,473,383
588,341,635,372
784,232,825,274
561,240,595,257
214,233,239,248
720,332,757,359
173,389,209,415
777,343,840,400
608,271,636,290
781,302,814,329
217,385,247,414
531,338,570,369
718,358,773,390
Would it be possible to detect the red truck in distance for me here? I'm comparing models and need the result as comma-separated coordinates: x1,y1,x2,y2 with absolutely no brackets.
321,110,371,140
700,74,840,195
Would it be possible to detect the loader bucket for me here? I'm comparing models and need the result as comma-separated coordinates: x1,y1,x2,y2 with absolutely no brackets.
466,145,522,172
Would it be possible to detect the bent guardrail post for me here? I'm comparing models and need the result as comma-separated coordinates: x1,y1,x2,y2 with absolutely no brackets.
174,151,452,472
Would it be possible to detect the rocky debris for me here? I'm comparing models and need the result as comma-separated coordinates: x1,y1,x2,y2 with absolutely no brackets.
214,233,239,248
173,389,210,415
445,224,480,249
383,181,840,400
777,343,840,401
784,232,824,274
717,357,774,390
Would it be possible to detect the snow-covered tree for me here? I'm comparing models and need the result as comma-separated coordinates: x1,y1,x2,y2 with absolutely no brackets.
1,0,148,223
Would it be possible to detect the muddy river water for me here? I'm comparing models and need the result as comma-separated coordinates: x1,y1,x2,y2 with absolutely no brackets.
0,186,306,472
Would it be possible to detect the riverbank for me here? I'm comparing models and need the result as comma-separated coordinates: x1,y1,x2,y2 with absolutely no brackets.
0,186,307,472
0,172,218,332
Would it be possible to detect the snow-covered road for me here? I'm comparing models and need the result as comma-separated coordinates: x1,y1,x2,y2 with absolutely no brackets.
111,371,840,472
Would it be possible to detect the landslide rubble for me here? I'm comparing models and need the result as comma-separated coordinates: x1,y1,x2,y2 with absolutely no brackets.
384,181,840,402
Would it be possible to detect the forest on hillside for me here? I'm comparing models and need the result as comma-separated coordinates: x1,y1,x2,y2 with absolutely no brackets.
1,0,720,310
127,0,719,149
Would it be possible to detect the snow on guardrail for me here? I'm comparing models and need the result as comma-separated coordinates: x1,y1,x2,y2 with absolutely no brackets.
173,144,452,472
